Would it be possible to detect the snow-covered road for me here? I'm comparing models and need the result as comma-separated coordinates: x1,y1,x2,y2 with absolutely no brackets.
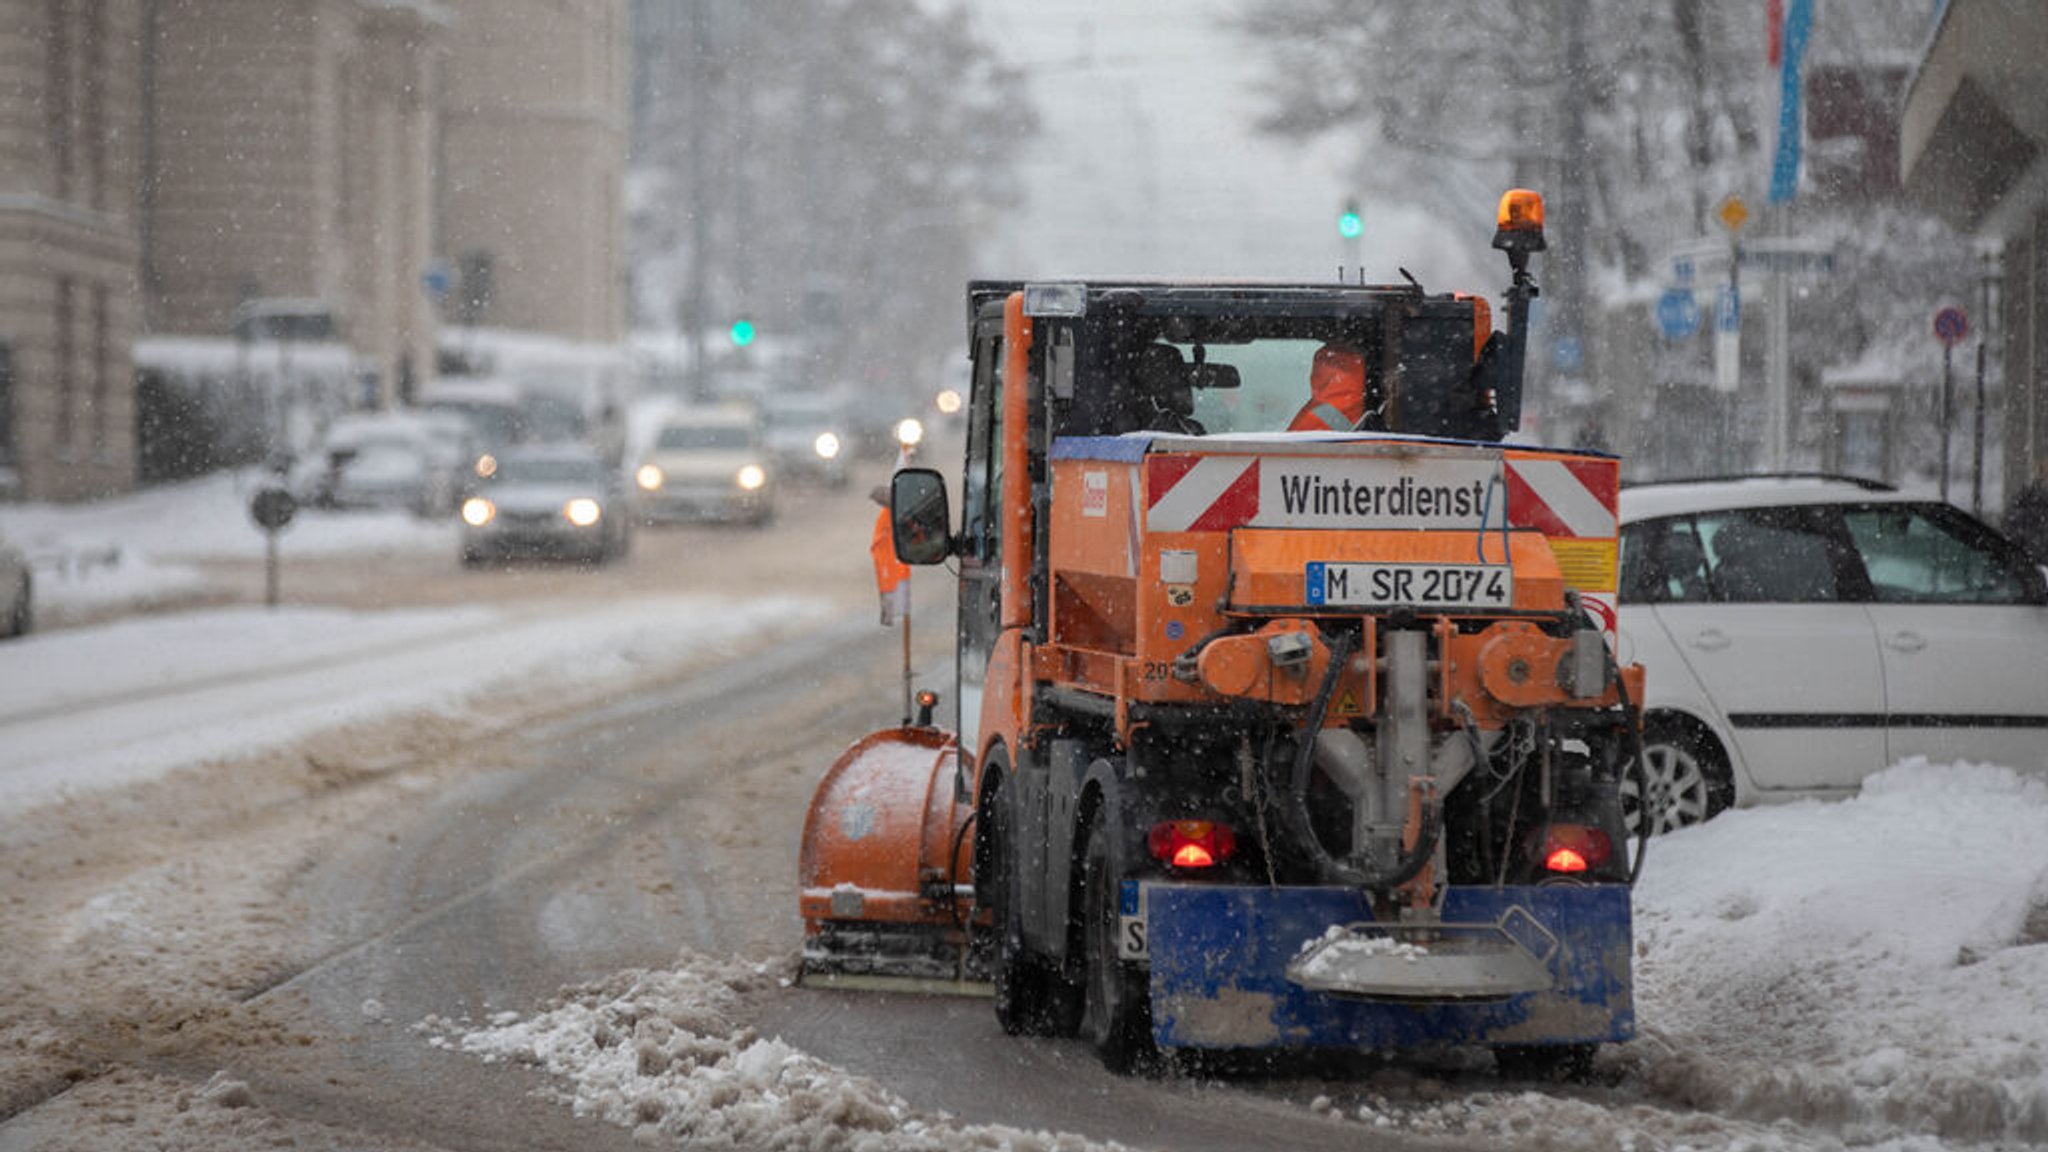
1,467,2044,1151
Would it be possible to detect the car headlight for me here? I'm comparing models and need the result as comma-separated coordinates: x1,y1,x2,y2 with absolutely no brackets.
475,453,497,479
564,498,602,527
895,417,924,447
813,432,842,460
461,497,496,526
935,388,963,415
635,464,664,491
736,464,767,491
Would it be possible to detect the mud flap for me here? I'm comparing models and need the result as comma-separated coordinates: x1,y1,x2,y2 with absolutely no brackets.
1143,884,1633,1051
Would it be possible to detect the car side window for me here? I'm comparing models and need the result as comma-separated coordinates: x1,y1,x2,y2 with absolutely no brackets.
1696,507,1839,603
1620,517,1712,604
1842,505,2032,604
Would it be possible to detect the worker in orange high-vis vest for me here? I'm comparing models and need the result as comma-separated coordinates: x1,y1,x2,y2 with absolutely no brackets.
870,485,911,626
1287,342,1368,432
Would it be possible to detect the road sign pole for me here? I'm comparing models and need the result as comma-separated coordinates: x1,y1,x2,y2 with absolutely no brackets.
1765,205,1794,470
1940,343,1954,504
1972,341,1987,517
265,529,281,609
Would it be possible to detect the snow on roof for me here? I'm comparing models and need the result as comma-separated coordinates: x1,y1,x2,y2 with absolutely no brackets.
135,335,359,378
1621,475,1912,521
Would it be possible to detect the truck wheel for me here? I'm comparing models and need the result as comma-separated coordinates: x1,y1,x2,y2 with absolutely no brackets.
1080,816,1156,1074
986,776,1078,1036
1620,717,1733,836
1494,1042,1597,1082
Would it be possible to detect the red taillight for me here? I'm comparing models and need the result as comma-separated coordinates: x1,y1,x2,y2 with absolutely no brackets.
1148,820,1237,870
1541,824,1611,874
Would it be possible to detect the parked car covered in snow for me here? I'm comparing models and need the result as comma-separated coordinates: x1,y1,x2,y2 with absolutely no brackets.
303,410,478,516
1617,475,2048,834
459,444,631,567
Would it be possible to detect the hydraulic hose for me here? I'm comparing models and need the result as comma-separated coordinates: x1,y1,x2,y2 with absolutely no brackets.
1279,630,1443,892
1565,591,1650,886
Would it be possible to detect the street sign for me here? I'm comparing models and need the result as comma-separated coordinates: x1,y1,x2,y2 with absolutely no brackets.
1553,336,1584,374
1714,284,1741,393
1655,288,1700,340
1934,306,1969,348
250,486,296,532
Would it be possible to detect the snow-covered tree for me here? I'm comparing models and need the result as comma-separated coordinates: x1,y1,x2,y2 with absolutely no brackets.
632,0,1035,401
1236,1,1980,484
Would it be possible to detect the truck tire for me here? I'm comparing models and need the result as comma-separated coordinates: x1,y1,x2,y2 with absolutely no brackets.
985,773,1079,1037
1079,815,1156,1074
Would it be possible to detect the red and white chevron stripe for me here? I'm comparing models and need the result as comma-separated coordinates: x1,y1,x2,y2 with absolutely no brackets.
1504,457,1617,539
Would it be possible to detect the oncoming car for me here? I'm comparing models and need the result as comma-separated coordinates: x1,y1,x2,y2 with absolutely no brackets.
633,407,775,525
459,445,631,567
761,393,850,488
1617,475,2048,833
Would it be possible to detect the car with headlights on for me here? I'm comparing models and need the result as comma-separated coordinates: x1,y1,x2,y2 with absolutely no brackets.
1616,475,2048,835
632,407,776,525
761,393,850,488
459,444,631,566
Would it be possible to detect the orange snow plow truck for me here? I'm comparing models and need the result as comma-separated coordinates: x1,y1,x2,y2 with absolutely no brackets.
798,191,1648,1075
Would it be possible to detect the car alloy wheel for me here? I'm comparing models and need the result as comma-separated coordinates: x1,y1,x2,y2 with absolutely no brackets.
1620,725,1729,836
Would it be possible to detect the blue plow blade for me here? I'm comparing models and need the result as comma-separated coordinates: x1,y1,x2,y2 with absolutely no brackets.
1139,883,1633,1051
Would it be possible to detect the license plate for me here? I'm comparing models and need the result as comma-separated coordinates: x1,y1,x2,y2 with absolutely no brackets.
1305,561,1513,609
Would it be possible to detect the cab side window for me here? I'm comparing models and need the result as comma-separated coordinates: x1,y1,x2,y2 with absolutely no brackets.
960,335,1003,562
1843,505,2032,604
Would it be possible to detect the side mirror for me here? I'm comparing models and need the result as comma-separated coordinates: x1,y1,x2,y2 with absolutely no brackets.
891,468,953,565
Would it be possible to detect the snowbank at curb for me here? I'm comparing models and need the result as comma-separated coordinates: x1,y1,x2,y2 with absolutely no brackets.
435,953,1124,1152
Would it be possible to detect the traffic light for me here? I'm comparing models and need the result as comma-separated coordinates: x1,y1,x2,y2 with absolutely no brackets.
1337,201,1363,240
729,318,757,348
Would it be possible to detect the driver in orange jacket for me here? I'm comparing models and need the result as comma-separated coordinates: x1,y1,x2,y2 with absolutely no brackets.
1287,343,1368,432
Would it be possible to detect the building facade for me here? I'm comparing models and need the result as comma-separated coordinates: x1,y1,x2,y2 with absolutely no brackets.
0,0,144,500
436,0,627,345
1902,0,2048,514
144,0,444,406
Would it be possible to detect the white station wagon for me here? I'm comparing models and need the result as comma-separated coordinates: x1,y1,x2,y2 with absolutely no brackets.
1616,475,2048,833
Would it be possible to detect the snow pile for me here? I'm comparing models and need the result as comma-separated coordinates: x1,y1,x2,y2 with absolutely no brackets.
438,953,1122,1152
20,545,213,618
0,469,455,563
0,595,834,810
1627,759,2048,1147
1291,925,1431,983
1290,760,2048,1150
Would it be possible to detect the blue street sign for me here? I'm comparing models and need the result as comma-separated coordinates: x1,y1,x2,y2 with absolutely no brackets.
1553,336,1584,374
1717,285,1741,333
1655,289,1701,340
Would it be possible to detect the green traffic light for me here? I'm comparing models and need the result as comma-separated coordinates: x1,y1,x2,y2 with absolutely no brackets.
1338,209,1363,240
729,319,757,347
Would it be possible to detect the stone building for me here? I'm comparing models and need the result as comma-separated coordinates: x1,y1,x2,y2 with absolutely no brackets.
0,0,145,500
435,0,627,346
143,0,445,407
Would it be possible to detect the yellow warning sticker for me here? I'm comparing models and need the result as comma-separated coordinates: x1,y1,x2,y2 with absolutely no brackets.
1549,537,1618,592
1335,689,1361,716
